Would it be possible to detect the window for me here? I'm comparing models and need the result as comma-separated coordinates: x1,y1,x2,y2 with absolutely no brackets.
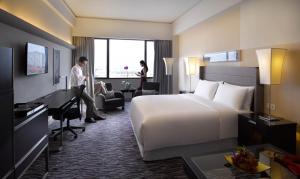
146,41,155,77
94,39,107,78
109,39,144,78
94,39,154,78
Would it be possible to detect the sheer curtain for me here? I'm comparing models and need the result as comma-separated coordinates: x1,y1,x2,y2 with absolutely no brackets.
72,36,95,98
153,40,172,94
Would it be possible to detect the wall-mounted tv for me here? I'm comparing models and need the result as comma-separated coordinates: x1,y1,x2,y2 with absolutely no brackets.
26,42,48,75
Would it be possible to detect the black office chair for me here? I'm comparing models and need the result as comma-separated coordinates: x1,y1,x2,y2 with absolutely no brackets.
52,85,86,139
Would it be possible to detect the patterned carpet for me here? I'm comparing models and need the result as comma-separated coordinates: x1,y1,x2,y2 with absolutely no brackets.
22,102,189,179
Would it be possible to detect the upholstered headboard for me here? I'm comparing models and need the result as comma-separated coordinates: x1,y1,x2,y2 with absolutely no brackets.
199,66,263,113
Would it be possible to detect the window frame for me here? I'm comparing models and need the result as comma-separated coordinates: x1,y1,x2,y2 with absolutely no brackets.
94,38,154,79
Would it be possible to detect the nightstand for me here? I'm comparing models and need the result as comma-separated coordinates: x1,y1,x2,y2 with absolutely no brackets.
238,113,297,154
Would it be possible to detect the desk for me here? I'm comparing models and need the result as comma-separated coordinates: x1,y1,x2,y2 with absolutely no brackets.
35,89,77,150
14,106,49,178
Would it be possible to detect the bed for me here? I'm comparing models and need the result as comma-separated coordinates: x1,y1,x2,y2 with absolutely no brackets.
130,66,263,161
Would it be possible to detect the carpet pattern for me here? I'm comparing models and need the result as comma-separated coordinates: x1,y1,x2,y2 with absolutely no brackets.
22,103,189,179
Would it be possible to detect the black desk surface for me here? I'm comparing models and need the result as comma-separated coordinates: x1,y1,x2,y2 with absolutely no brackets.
14,89,76,127
239,113,297,126
14,105,48,128
34,89,77,114
120,89,136,92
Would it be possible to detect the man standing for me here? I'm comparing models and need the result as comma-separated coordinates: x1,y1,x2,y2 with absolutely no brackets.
70,56,105,123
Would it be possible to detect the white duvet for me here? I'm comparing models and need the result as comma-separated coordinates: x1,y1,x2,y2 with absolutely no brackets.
130,94,238,153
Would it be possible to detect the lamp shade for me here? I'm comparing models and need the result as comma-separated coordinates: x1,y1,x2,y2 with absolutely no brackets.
163,58,175,75
185,57,204,75
256,48,287,85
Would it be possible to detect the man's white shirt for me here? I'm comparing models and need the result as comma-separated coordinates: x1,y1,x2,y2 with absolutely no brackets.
70,64,85,87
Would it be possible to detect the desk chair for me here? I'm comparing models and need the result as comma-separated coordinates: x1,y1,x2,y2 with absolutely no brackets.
52,85,86,139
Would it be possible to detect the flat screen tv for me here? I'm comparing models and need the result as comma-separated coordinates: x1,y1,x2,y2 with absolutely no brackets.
26,42,48,75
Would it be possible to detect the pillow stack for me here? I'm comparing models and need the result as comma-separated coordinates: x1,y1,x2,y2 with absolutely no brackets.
193,80,255,111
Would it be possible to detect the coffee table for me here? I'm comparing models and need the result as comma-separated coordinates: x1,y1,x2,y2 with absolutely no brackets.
183,144,283,179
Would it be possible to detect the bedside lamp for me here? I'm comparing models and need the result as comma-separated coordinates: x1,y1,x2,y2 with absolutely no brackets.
163,58,175,94
185,57,204,92
256,48,287,120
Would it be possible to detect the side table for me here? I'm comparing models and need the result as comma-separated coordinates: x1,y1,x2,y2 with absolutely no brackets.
121,89,136,100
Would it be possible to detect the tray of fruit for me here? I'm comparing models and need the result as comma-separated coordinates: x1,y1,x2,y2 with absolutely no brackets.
224,147,270,173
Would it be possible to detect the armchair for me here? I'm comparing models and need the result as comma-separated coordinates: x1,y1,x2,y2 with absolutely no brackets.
95,83,125,112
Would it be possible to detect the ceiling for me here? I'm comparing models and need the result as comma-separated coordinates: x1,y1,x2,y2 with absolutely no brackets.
63,0,201,23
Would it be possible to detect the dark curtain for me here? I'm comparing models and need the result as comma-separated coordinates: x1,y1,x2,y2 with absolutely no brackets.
154,40,172,94
72,36,95,98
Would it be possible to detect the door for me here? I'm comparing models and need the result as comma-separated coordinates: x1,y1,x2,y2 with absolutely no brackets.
0,47,14,178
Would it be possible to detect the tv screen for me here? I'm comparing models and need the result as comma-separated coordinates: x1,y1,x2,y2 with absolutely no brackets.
26,42,48,75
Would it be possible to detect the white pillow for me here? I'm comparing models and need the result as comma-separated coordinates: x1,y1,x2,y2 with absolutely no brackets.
213,84,248,110
194,80,219,100
224,82,255,111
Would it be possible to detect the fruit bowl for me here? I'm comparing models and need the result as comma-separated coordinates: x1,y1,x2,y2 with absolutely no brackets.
224,147,270,173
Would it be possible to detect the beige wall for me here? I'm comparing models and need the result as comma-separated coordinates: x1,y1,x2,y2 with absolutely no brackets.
173,0,243,35
0,0,72,43
177,0,300,123
240,0,300,49
73,17,173,40
73,17,175,91
178,6,241,91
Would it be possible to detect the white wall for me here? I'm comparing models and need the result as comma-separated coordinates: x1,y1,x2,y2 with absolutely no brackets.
73,17,174,92
176,0,300,91
0,0,73,102
173,0,243,35
177,6,241,91
73,17,173,40
175,0,300,131
240,0,300,49
0,0,73,43
0,22,72,103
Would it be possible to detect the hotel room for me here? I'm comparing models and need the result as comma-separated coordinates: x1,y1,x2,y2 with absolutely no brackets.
0,0,300,178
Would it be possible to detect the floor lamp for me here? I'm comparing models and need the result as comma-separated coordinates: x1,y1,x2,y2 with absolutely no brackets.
185,57,204,92
163,58,175,94
256,48,287,120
